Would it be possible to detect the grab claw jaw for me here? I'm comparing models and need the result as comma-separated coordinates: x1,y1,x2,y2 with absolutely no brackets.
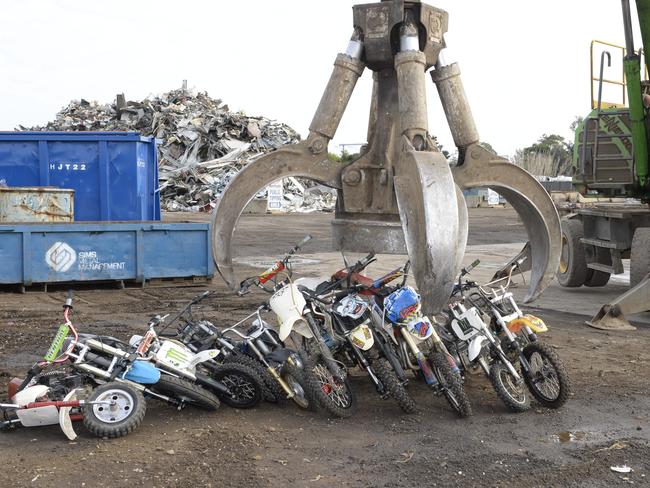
212,1,560,313
211,134,342,290
452,145,562,303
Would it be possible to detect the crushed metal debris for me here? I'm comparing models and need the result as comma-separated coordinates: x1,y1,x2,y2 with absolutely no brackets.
22,87,337,213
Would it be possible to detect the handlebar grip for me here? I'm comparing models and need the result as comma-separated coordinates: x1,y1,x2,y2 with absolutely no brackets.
465,259,480,274
360,251,375,267
299,235,313,247
64,289,74,308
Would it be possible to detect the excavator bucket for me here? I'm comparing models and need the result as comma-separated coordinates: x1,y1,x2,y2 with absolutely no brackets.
211,1,560,314
587,273,650,330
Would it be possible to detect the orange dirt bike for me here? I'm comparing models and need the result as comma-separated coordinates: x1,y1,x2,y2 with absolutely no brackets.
443,259,571,410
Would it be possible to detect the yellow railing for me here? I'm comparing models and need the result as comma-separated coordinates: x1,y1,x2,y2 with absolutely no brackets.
590,40,626,109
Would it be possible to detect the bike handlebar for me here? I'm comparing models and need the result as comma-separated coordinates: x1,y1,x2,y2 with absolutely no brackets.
238,235,314,295
461,259,480,276
349,252,375,274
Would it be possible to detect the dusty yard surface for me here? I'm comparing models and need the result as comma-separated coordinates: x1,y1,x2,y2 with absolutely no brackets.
1,208,648,487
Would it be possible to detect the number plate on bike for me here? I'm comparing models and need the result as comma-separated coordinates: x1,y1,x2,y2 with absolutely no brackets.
44,324,70,362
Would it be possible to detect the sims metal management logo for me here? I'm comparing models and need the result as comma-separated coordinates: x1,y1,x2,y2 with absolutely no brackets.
45,242,77,273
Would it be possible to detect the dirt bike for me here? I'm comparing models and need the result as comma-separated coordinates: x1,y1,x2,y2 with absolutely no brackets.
441,260,530,412
324,260,472,418
169,291,314,410
129,306,263,410
292,253,418,414
238,236,358,418
455,259,571,409
1,292,148,440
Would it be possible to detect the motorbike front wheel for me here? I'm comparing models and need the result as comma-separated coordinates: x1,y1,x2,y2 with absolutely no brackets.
305,353,355,418
522,341,571,409
221,353,285,404
83,382,147,439
489,360,530,413
373,359,416,414
430,352,472,418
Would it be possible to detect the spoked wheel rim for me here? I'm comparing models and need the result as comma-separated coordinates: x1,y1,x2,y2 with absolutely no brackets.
284,373,309,409
221,374,257,402
312,363,352,409
527,351,561,401
92,389,135,423
498,367,528,405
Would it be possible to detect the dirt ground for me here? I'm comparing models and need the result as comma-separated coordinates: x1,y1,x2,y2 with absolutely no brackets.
1,208,648,488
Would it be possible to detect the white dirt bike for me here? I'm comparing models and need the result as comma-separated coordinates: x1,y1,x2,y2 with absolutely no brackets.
238,236,357,418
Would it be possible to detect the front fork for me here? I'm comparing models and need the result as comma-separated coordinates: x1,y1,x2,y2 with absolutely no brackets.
342,336,387,397
244,338,296,400
371,325,409,383
303,310,346,382
496,318,532,377
399,328,440,387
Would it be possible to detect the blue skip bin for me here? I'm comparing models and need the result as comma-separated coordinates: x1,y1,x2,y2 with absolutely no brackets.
0,132,160,222
0,222,213,287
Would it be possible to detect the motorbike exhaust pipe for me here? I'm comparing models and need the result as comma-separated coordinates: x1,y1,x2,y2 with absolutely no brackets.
195,372,232,396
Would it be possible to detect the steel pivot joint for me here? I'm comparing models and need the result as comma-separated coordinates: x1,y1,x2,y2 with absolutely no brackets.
212,0,561,314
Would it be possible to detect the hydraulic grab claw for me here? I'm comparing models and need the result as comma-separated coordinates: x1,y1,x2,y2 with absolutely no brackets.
212,0,561,314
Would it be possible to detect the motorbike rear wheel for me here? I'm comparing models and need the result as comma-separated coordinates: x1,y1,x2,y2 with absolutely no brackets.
210,363,263,409
522,342,571,409
489,360,530,413
152,374,221,411
430,352,472,418
83,382,146,439
305,353,355,418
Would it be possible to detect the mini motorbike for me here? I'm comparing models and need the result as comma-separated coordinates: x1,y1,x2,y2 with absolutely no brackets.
325,260,472,418
453,259,571,409
168,292,313,410
1,292,148,439
238,236,358,418
298,254,418,414
442,261,530,412
129,308,263,410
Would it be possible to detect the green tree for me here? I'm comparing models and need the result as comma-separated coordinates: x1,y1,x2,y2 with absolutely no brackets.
328,148,359,163
513,133,573,176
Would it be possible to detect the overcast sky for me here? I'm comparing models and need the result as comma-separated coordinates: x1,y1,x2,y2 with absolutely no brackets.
0,1,641,157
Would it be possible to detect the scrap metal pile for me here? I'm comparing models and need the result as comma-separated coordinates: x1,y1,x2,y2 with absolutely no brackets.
22,89,336,212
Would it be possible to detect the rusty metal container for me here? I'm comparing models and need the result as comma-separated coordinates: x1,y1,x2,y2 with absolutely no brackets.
0,187,74,222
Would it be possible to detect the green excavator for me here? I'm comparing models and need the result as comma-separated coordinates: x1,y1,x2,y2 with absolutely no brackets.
558,0,650,329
